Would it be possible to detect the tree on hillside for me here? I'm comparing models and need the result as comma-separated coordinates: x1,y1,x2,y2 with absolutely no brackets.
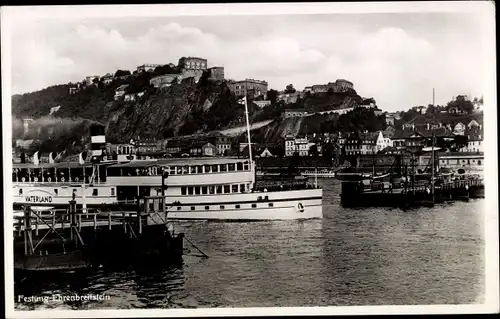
153,65,177,76
426,104,438,114
446,95,474,114
451,135,469,152
399,108,420,122
267,89,279,104
285,84,296,94
115,70,131,78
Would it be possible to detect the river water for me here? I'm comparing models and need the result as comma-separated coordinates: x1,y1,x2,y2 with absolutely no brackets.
14,179,485,310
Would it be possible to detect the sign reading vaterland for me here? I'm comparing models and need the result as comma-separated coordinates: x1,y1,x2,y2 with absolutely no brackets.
1,2,498,319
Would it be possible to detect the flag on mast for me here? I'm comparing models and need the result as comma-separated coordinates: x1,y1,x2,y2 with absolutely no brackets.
237,96,246,105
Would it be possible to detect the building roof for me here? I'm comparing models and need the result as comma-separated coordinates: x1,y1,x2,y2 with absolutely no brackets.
166,140,184,148
392,126,453,139
405,114,442,126
359,132,379,142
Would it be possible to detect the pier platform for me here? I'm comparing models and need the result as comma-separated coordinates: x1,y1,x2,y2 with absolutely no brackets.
13,196,184,272
340,178,484,208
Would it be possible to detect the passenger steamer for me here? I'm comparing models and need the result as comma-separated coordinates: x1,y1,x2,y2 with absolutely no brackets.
12,98,323,221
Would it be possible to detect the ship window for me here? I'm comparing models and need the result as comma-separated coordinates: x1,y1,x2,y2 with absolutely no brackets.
183,166,189,174
220,205,225,210
252,203,257,208
205,206,210,210
257,196,262,201
209,186,215,194
232,185,238,193
240,184,245,193
93,189,98,196
212,165,218,173
224,185,230,193
243,162,249,170
195,187,201,195
54,189,58,195
111,188,115,196
235,204,240,209
268,203,274,207
19,189,23,195
191,206,195,211
202,186,208,194
216,185,223,194
188,187,194,195
181,187,187,195
177,206,181,210
204,165,211,173
478,160,482,165
220,165,227,172
176,166,182,174
237,162,243,171
190,166,196,174
264,196,269,201
196,165,203,174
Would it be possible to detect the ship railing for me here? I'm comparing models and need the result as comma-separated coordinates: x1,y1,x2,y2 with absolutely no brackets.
13,177,106,185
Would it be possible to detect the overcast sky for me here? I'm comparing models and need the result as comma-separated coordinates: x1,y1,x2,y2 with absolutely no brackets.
5,4,494,112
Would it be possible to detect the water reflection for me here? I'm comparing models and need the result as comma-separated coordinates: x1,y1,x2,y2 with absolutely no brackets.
14,179,485,309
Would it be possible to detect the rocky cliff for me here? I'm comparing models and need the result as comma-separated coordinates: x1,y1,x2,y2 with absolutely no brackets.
11,74,248,152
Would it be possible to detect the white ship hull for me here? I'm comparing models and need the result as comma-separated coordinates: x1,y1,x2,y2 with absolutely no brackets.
12,184,323,221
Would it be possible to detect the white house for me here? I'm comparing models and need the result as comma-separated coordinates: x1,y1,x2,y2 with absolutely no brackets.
453,122,466,135
284,136,312,157
259,148,274,157
375,131,393,153
467,119,481,129
114,84,129,101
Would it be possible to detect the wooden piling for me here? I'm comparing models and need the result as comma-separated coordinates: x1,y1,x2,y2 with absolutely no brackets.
23,207,28,255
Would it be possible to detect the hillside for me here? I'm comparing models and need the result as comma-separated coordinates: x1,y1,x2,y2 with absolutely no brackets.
251,107,387,144
12,72,250,150
11,70,380,153
105,77,245,142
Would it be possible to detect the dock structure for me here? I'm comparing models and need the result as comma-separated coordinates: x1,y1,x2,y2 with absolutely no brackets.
13,196,184,272
340,177,484,208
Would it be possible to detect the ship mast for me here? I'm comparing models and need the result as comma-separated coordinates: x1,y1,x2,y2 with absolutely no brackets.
431,88,436,203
